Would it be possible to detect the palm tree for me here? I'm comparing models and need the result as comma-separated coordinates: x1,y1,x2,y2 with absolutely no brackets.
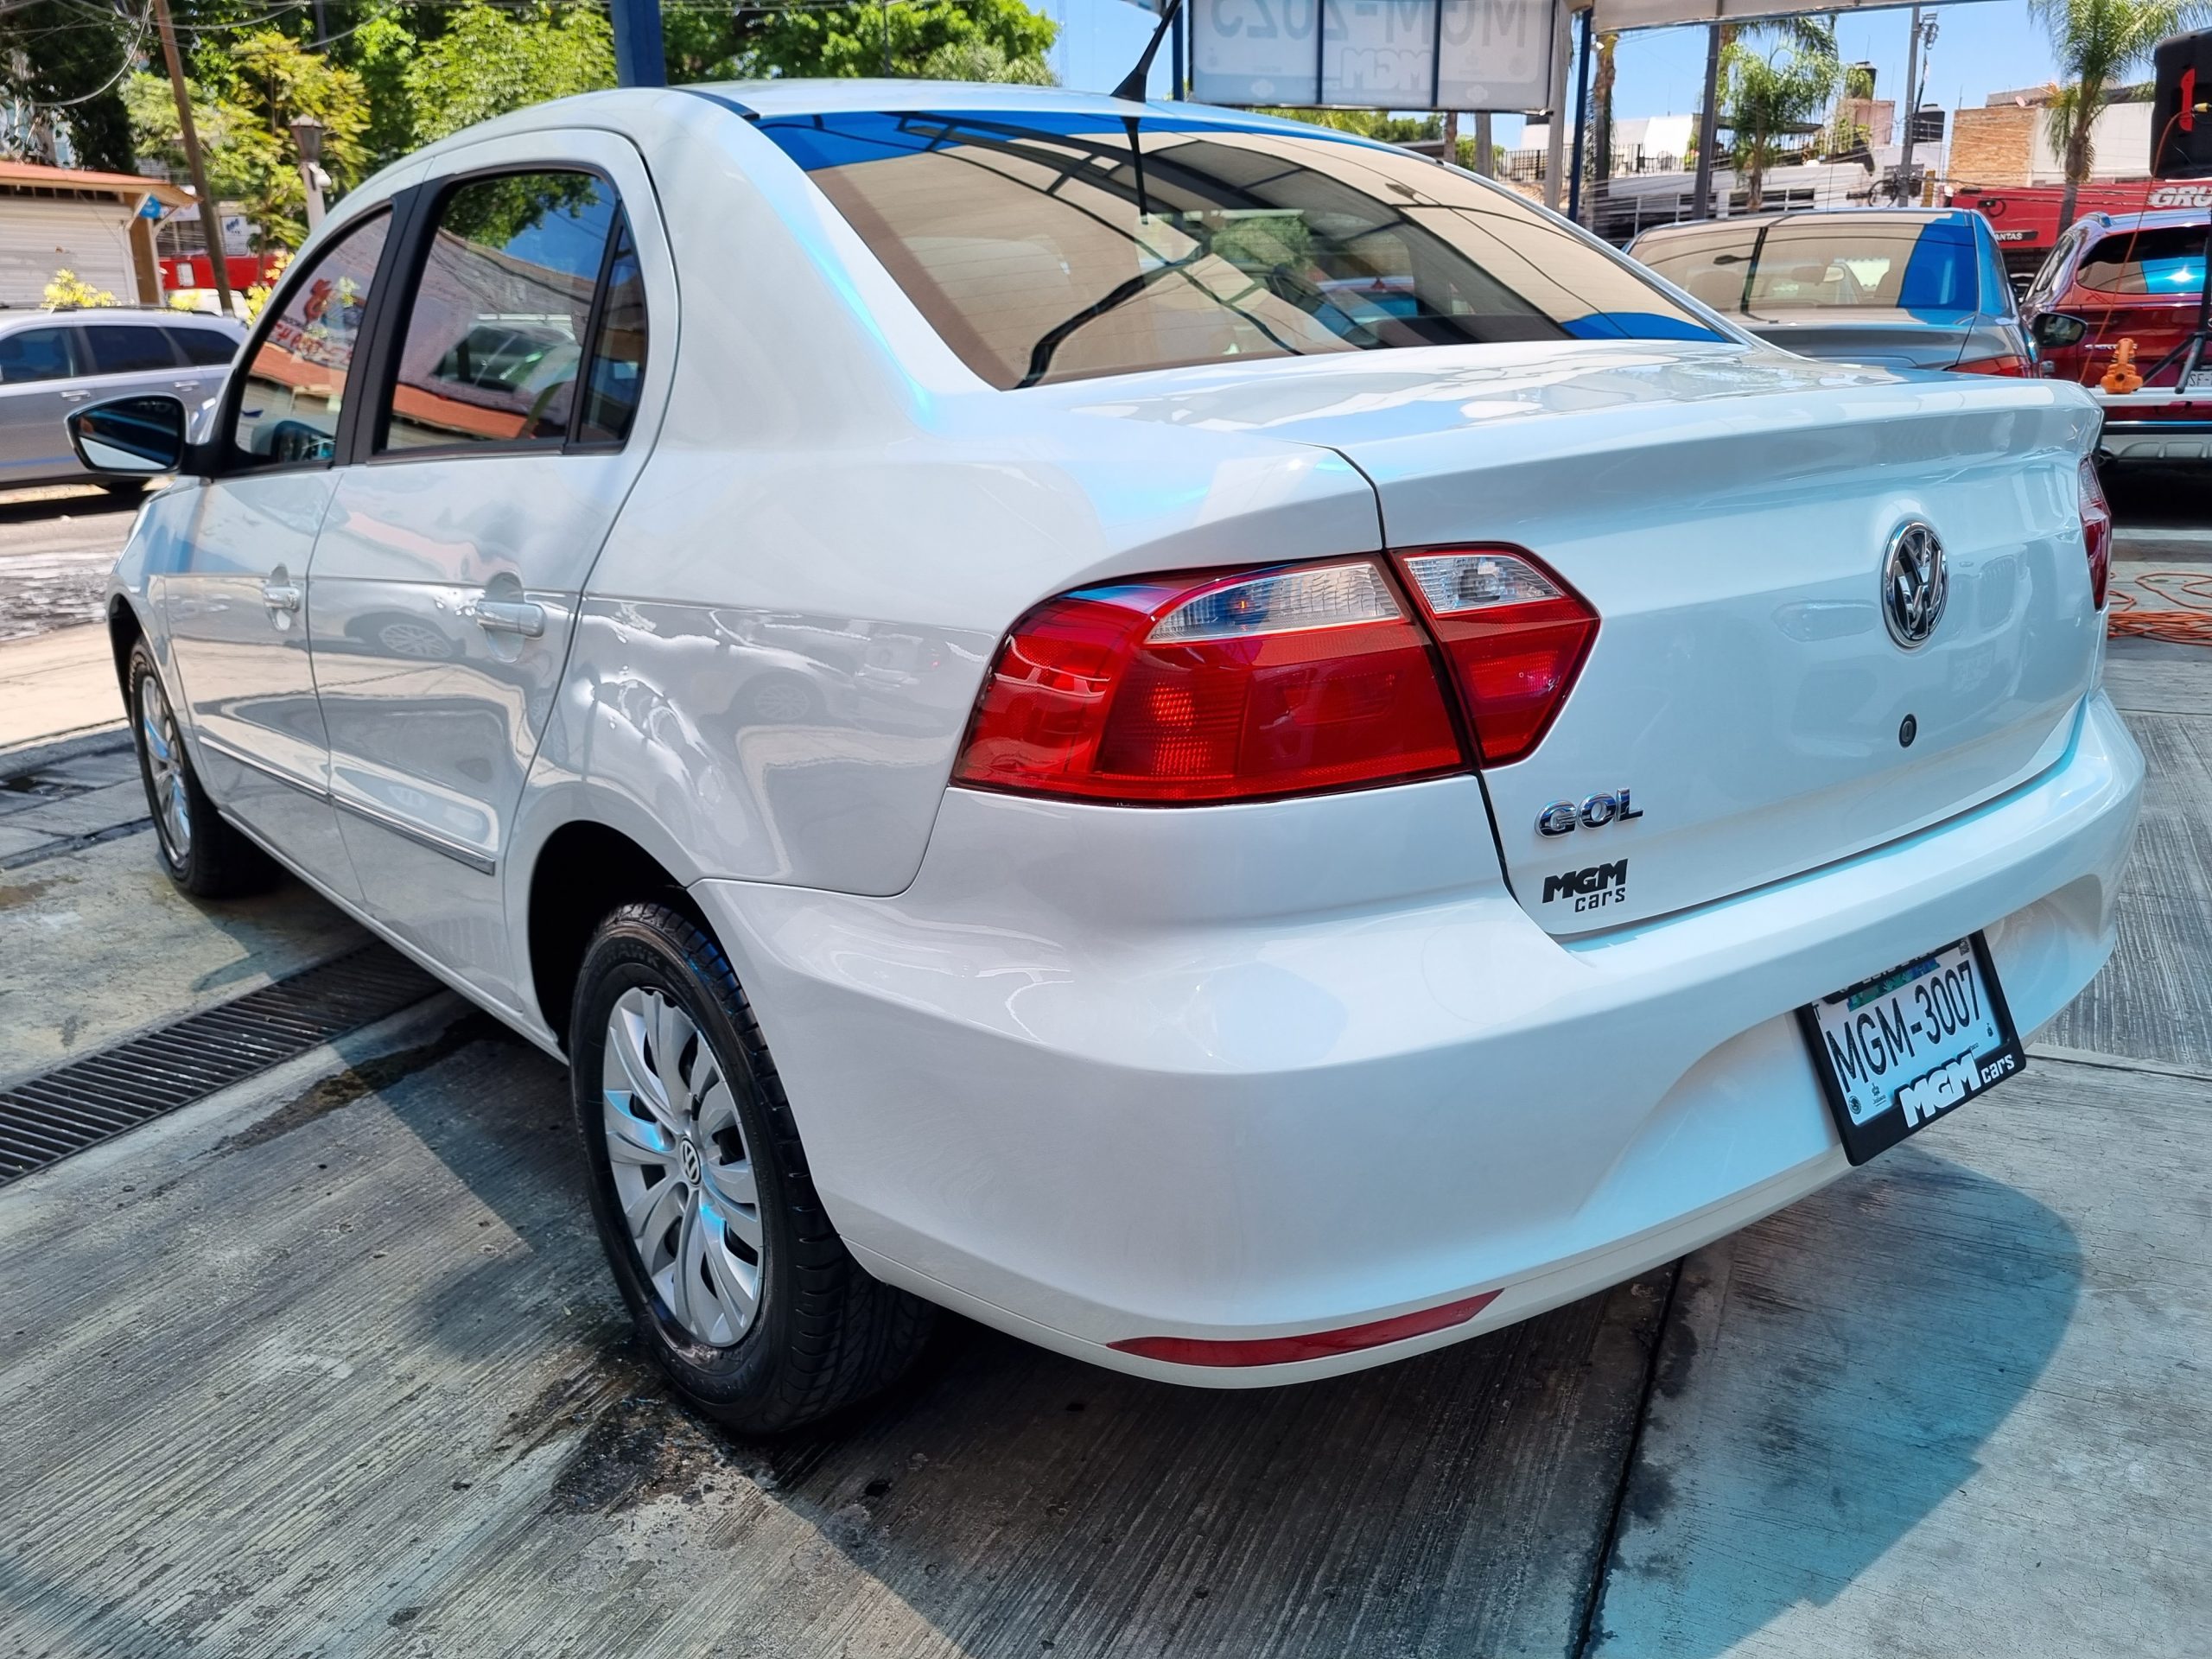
2036,0,2209,233
1721,22,1844,211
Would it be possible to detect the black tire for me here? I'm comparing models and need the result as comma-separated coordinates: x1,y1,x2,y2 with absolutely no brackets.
126,637,273,898
569,901,933,1433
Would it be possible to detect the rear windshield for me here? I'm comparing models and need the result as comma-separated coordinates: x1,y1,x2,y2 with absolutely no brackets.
756,111,1724,390
2076,226,2208,295
1635,217,1983,316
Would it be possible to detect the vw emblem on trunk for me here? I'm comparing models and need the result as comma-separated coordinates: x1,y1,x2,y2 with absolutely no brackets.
1882,522,1948,649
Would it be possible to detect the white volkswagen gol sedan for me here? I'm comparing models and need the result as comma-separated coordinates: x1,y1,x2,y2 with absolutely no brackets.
81,84,2142,1432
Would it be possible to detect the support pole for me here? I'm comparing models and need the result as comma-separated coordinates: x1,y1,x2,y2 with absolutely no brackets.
1568,5,1593,223
611,0,667,88
149,0,232,318
1897,3,1923,204
1542,0,1570,209
1692,19,1721,219
1170,0,1185,98
1475,110,1493,176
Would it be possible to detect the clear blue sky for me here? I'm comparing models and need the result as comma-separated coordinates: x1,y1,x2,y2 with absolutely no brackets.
1039,0,2067,146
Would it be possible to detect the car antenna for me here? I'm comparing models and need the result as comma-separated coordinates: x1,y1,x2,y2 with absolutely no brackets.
1113,0,1183,104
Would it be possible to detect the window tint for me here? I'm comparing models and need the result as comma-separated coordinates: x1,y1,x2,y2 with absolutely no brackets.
234,211,391,467
1635,217,1981,315
2076,226,2209,294
380,171,619,452
757,112,1720,390
578,216,646,444
86,324,180,375
167,327,238,367
0,327,76,384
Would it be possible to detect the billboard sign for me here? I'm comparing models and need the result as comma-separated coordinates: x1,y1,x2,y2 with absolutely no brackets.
1190,0,1558,112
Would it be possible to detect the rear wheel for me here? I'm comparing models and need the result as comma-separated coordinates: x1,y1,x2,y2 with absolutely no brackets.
569,901,932,1433
127,638,270,897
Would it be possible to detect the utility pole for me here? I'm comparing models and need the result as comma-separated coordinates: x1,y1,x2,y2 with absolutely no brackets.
1692,20,1721,219
1475,111,1494,177
1442,110,1459,168
149,0,233,318
609,0,667,87
1897,4,1923,203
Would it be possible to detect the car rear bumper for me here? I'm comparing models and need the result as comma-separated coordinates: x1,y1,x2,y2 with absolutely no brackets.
2100,419,2212,461
692,690,2143,1387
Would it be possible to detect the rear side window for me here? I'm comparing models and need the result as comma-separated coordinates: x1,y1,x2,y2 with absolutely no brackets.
577,218,647,445
757,111,1720,390
86,325,181,375
1636,217,1981,315
2076,226,2209,294
167,327,238,366
0,327,76,384
232,210,391,467
378,170,641,452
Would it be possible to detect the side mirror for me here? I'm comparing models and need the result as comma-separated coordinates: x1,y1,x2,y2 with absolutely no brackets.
67,395,188,476
2032,314,2087,350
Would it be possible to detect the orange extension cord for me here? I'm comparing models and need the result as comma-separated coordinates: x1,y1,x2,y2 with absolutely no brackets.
2108,567,2212,644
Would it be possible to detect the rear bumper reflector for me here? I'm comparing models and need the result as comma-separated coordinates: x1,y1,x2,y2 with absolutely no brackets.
1108,1288,1501,1368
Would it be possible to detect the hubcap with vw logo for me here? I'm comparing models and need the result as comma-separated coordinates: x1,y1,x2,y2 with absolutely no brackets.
1882,521,1948,649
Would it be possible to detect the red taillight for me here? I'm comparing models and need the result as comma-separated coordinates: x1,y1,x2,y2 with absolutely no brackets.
1395,547,1599,766
2079,455,2113,610
1109,1289,1501,1368
953,559,1466,804
1949,354,2033,377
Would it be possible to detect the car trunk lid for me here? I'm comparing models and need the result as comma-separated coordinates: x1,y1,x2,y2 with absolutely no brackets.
1046,341,2105,933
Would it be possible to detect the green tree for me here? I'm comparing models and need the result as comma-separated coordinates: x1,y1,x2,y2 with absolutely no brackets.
739,0,1055,80
2036,0,2211,232
124,31,366,252
1720,22,1842,211
0,1,139,171
404,3,615,146
918,38,1057,83
1257,108,1442,147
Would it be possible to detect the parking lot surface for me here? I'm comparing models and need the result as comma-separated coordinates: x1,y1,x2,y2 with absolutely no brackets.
3,490,2210,1657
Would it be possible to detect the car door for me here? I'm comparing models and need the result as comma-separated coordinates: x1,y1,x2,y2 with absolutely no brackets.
156,208,398,903
79,321,206,421
0,324,91,486
158,321,240,411
307,137,667,1008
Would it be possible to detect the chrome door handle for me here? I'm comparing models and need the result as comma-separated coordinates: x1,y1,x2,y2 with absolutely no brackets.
462,598,545,638
60,390,90,403
260,582,302,613
173,380,201,391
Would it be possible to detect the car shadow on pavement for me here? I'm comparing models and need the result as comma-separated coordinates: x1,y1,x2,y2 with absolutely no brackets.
0,486,144,526
365,1027,2081,1659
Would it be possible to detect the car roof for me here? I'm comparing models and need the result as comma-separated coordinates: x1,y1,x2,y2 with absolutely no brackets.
1633,207,1974,243
0,308,237,328
2080,208,2212,235
690,79,1337,135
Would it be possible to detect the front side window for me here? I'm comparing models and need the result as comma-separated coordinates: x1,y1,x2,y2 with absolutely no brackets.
0,327,77,384
757,111,1721,390
379,171,629,452
233,211,391,467
1635,216,1983,316
2075,226,2209,295
86,325,180,376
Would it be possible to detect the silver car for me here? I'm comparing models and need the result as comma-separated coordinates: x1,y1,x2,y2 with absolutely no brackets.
0,308,244,493
1630,208,2035,376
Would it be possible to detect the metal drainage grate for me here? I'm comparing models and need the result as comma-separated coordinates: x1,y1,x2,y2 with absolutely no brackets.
0,945,441,1185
